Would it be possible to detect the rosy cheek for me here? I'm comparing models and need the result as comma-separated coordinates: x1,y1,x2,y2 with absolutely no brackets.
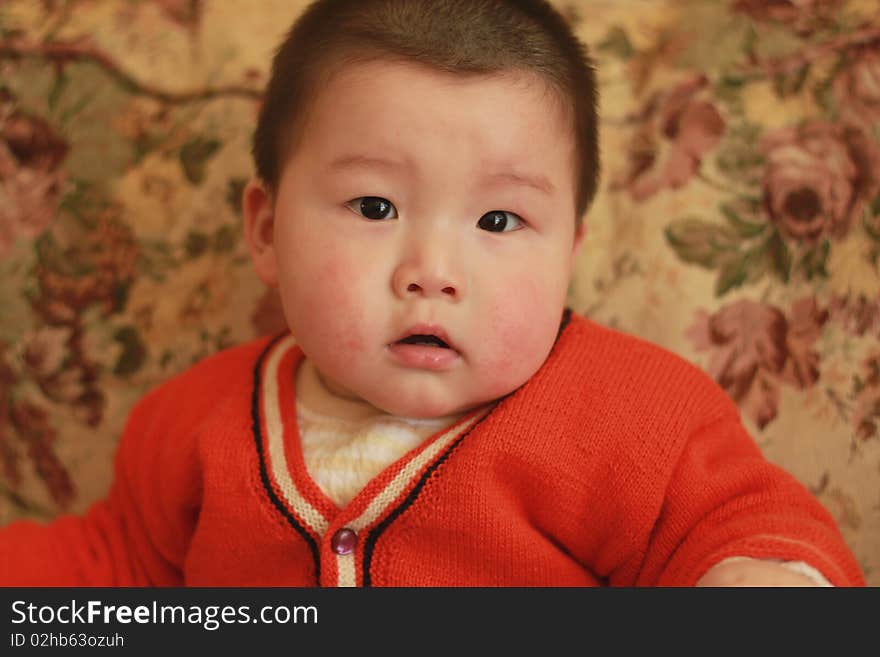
481,278,555,387
294,257,367,355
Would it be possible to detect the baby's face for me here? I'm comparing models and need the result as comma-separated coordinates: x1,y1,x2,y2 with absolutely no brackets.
248,59,584,418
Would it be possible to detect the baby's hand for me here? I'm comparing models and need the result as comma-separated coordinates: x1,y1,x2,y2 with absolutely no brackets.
696,558,823,587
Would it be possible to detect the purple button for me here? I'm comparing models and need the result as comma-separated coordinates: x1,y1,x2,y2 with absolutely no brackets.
331,528,358,555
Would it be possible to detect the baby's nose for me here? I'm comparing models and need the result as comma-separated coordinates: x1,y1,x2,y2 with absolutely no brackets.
393,268,460,299
391,251,463,301
405,279,458,298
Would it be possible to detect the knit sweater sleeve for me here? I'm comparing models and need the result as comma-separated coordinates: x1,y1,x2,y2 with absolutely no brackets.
635,410,865,586
0,335,270,586
0,378,203,586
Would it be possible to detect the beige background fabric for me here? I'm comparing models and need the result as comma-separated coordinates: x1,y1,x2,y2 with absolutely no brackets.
0,0,878,584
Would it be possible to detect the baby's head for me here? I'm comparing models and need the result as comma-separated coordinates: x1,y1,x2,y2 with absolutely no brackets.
243,0,599,418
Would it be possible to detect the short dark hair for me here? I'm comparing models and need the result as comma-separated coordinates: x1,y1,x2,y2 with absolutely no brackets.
252,0,599,221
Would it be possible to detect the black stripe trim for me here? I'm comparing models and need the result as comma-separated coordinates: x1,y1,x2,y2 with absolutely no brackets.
361,411,491,587
250,333,321,585
360,307,576,587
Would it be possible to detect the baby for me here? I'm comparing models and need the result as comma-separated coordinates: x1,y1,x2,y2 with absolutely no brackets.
0,0,865,586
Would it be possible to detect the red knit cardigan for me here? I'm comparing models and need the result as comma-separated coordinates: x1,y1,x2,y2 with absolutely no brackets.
0,310,865,586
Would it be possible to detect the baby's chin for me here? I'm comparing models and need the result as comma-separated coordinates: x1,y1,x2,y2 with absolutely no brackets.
355,367,535,420
363,390,492,421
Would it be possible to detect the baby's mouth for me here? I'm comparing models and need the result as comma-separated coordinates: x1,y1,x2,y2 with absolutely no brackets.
395,334,452,349
388,330,461,370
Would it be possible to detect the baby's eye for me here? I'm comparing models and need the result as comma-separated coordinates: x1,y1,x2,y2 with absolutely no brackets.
346,196,398,220
477,211,524,233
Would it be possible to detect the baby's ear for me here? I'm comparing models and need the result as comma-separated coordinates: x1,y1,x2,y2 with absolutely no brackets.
573,221,586,253
569,220,587,277
243,178,279,287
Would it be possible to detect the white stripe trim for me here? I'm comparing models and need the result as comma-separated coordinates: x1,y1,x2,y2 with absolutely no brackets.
264,338,493,587
337,555,357,587
263,335,329,537
348,408,490,533
333,407,489,586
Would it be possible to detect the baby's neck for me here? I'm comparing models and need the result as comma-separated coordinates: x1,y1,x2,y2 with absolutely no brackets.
295,358,384,422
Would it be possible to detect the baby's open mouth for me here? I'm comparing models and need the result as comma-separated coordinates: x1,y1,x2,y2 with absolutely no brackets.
396,334,451,349
388,327,461,370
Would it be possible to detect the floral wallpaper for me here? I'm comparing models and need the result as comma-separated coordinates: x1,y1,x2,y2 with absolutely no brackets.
0,0,878,584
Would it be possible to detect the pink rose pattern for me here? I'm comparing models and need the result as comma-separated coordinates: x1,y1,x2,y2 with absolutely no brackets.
828,293,880,339
614,74,726,201
833,42,880,129
852,352,880,443
732,0,843,35
604,4,880,451
0,110,69,259
760,122,880,244
687,298,827,428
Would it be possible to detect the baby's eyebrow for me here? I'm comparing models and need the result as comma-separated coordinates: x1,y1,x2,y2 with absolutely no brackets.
485,170,555,197
327,153,555,197
328,154,406,173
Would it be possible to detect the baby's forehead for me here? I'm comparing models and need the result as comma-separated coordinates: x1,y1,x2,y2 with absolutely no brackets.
317,54,567,103
281,56,579,200
307,59,574,144
307,57,574,137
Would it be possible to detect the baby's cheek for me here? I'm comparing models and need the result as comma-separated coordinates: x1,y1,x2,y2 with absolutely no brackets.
481,280,558,389
295,257,367,356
